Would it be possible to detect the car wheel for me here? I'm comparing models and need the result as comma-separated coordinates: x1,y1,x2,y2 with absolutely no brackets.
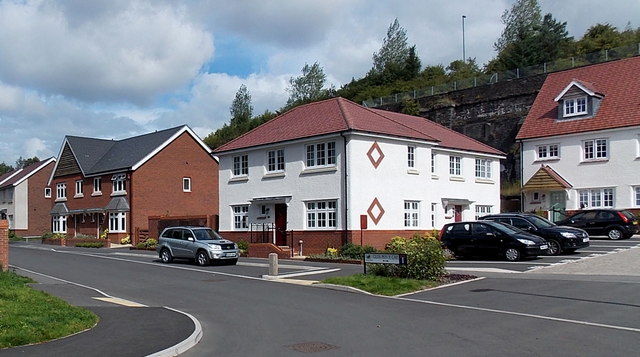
504,248,521,261
196,250,210,266
607,228,623,240
160,248,173,264
546,240,561,255
443,247,457,260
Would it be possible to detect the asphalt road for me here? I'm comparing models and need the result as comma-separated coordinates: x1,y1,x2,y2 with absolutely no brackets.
6,242,640,356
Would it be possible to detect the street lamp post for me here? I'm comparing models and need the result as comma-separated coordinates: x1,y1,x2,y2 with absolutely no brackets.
462,15,466,62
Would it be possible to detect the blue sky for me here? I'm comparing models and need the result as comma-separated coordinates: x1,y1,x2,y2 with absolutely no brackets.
0,0,638,166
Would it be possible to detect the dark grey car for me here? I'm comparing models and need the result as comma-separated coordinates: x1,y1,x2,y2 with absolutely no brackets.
157,226,239,266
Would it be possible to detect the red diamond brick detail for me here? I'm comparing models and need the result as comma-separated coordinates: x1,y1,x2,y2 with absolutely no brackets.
367,141,385,169
367,198,385,225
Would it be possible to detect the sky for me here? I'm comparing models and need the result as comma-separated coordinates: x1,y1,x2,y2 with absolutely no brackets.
0,0,638,166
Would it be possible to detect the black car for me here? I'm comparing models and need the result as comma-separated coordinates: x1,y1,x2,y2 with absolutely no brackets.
439,220,548,261
480,213,589,255
555,209,639,240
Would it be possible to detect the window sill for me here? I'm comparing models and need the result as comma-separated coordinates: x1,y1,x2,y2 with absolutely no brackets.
228,176,249,183
263,172,285,179
110,191,127,197
580,158,609,164
407,169,420,175
431,174,439,180
300,166,338,175
74,194,84,198
475,178,495,184
449,176,465,182
91,192,102,197
55,198,67,202
533,158,560,163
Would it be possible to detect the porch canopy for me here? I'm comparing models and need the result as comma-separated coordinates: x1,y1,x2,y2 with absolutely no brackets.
249,195,292,204
441,198,474,206
522,165,572,191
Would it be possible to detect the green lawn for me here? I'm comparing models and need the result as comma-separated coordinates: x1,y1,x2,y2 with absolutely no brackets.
320,274,440,296
0,270,98,348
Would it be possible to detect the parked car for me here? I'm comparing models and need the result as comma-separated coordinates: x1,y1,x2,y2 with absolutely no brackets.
555,209,639,240
439,220,548,261
479,213,589,255
157,226,239,266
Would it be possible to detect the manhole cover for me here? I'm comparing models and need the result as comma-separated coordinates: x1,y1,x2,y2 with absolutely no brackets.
287,342,338,353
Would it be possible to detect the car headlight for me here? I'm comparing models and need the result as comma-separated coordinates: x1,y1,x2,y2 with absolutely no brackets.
234,243,239,249
560,232,577,238
209,244,222,250
517,239,535,246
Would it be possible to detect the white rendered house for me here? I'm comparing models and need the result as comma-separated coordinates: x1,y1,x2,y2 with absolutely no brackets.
214,98,504,254
517,57,640,221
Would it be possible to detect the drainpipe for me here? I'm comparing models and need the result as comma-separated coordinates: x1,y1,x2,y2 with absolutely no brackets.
340,132,349,247
519,139,524,212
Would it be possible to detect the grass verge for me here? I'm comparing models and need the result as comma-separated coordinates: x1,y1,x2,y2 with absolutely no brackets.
0,270,98,349
320,274,440,296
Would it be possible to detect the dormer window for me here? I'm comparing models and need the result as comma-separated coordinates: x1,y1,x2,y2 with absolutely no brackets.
564,96,587,117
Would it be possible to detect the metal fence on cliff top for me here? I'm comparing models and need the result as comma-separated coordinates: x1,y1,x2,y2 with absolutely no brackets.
362,43,640,108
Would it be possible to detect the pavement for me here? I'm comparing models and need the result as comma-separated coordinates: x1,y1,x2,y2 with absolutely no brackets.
3,242,639,356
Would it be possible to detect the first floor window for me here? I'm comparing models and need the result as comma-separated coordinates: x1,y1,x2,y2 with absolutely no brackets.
109,212,126,233
183,177,191,192
404,201,419,227
52,215,67,233
306,142,336,168
407,146,415,168
536,144,559,160
93,177,102,194
233,155,249,176
475,205,492,220
431,153,436,173
75,180,83,197
449,156,461,175
475,159,492,179
306,200,337,228
635,187,640,206
112,174,126,193
267,149,285,172
44,187,52,198
579,188,614,208
56,183,66,200
233,205,249,229
583,139,608,160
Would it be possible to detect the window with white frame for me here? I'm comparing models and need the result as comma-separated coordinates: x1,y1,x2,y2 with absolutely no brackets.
44,187,51,198
75,180,83,197
111,174,126,194
431,203,437,227
579,188,614,208
183,177,191,192
56,183,66,200
233,205,249,229
407,146,415,168
536,144,559,160
449,156,461,175
52,215,67,233
267,149,285,172
109,212,126,232
635,187,640,206
431,153,435,173
306,142,336,168
306,200,337,228
564,96,587,117
475,159,492,179
583,138,608,160
404,201,419,227
93,177,102,194
233,155,249,176
475,205,492,220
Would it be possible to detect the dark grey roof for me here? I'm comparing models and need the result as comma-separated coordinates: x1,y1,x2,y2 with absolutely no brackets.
66,126,185,175
105,197,130,212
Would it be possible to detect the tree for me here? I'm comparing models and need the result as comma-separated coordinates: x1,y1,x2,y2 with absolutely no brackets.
446,59,482,81
494,0,542,53
230,84,253,126
286,62,330,107
372,18,410,74
577,23,624,53
15,156,40,169
0,162,13,175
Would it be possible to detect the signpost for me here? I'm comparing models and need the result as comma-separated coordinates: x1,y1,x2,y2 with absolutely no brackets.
363,253,408,274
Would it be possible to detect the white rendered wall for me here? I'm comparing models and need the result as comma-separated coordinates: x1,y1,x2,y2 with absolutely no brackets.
521,126,640,210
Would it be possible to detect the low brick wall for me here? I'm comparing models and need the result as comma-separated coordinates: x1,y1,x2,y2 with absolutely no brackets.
42,238,110,247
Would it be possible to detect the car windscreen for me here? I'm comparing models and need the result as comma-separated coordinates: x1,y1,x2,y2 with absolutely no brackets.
492,222,524,235
526,215,555,228
193,228,223,241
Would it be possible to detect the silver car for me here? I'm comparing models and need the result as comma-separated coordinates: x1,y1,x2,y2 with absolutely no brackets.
157,226,239,266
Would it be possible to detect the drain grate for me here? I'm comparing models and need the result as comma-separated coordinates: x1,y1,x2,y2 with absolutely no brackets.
287,342,339,353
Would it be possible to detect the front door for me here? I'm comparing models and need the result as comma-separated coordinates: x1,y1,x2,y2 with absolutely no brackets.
454,205,463,222
550,191,566,222
275,204,287,246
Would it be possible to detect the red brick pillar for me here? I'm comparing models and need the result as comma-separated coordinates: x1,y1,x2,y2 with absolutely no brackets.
0,220,8,271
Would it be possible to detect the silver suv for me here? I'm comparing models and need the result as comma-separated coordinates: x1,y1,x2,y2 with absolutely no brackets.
157,226,239,266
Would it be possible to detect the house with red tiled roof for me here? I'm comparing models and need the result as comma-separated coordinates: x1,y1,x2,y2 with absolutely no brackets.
0,158,56,236
213,97,505,255
517,56,640,221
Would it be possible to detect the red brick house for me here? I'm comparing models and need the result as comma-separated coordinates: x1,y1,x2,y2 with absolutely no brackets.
0,158,56,237
47,125,219,244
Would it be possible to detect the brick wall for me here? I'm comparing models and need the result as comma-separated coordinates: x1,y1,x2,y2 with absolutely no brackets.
0,220,8,271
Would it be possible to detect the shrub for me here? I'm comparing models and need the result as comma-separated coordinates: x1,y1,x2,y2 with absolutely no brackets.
136,238,157,249
237,240,248,254
75,242,105,248
380,234,447,281
99,229,109,239
41,232,66,240
326,247,338,257
73,234,95,239
8,231,21,241
339,243,378,259
120,236,131,245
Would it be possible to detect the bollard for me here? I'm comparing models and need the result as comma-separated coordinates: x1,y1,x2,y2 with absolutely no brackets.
268,253,278,276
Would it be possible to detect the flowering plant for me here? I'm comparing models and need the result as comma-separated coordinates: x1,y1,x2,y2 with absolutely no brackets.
326,247,338,257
